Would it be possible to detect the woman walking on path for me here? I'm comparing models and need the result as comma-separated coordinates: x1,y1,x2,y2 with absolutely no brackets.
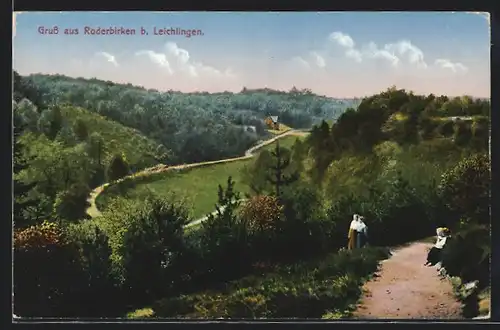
348,214,359,250
357,216,368,248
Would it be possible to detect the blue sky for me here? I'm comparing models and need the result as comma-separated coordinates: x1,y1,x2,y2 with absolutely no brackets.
13,11,490,97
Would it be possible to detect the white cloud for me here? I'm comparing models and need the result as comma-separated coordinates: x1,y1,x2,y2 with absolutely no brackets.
328,31,428,69
363,42,400,66
384,41,427,68
165,42,190,65
329,31,355,48
291,56,311,69
434,59,468,73
310,51,326,68
136,42,233,78
96,51,119,67
135,50,173,74
291,51,327,69
325,31,468,76
345,48,363,63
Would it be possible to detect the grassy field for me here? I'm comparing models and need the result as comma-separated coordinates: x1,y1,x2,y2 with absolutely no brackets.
97,135,306,220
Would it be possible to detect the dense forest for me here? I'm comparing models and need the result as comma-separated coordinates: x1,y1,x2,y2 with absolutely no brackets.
18,73,359,164
13,72,490,319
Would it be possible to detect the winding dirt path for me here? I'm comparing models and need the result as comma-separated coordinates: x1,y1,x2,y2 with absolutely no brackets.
85,129,309,219
352,242,464,319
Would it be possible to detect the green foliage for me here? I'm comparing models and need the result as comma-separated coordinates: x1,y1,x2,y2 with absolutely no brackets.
14,133,95,225
73,118,89,141
453,120,472,146
441,224,490,289
438,153,490,225
52,183,91,222
438,120,455,137
25,73,358,164
65,222,121,316
239,195,284,233
198,177,251,281
242,150,275,195
267,142,300,197
14,221,85,316
274,183,331,259
119,196,190,302
149,247,389,318
107,153,130,181
58,106,163,170
14,98,40,130
324,154,380,202
471,117,489,151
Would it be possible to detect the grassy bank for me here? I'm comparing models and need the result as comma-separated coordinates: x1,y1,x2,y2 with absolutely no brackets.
127,247,390,319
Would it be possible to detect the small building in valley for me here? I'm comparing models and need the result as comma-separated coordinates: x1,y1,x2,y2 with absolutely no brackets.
265,116,280,130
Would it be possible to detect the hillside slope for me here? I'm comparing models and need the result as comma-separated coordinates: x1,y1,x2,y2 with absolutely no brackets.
59,106,164,170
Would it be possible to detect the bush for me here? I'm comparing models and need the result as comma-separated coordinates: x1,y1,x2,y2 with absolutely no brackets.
441,224,490,288
52,183,91,221
14,221,85,316
438,120,455,137
106,153,130,181
66,222,122,316
198,177,252,283
438,153,490,225
118,196,190,303
149,247,390,319
239,195,283,233
274,184,330,260
453,120,472,146
471,117,489,151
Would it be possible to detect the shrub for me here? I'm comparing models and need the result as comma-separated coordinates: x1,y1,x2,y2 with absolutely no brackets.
118,196,190,303
239,195,283,233
52,183,91,221
150,247,390,319
106,153,130,181
438,120,455,137
65,222,121,316
471,117,489,151
438,153,490,225
198,177,252,283
453,120,472,146
441,224,490,288
14,221,85,316
273,184,330,260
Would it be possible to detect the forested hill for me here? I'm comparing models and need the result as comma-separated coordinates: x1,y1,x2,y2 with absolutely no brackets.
20,73,360,164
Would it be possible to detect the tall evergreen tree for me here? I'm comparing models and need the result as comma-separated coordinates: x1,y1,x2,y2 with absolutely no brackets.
266,141,299,197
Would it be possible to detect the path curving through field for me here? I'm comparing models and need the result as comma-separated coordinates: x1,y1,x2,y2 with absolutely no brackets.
85,129,309,219
352,242,464,319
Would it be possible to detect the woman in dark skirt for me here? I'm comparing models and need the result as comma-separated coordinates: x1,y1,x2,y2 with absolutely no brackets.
425,227,450,266
357,216,368,248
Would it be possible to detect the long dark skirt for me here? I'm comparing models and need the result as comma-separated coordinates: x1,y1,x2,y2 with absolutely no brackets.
427,247,442,265
357,233,368,248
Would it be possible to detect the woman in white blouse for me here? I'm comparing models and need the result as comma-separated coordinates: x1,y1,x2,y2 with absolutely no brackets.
425,227,451,266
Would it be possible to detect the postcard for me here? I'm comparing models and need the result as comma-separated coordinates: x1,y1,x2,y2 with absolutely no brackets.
12,11,491,321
